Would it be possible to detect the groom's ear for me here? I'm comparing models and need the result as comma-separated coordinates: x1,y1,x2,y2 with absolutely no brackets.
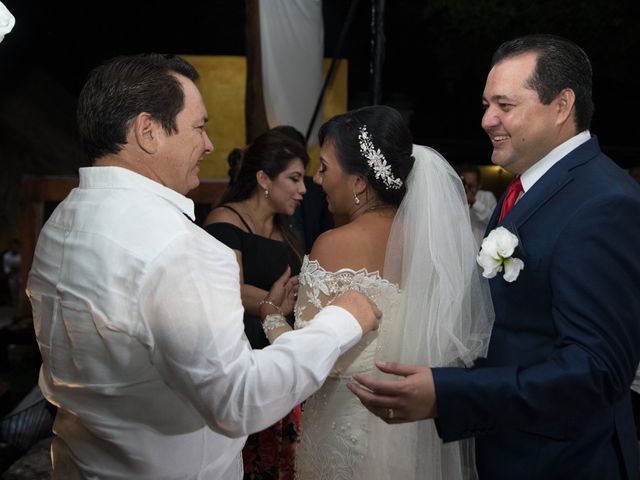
554,88,576,127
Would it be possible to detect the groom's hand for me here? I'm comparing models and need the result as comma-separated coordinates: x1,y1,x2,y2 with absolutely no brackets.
347,361,437,423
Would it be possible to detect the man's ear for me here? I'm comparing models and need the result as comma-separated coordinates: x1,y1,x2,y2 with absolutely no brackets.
132,112,159,154
555,88,576,126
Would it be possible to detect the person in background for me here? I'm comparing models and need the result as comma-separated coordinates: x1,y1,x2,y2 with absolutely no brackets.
457,164,497,248
348,34,640,480
202,127,308,479
26,53,380,480
272,125,335,253
2,238,21,316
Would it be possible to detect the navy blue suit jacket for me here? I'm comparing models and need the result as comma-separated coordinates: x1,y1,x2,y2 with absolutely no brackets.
433,137,640,479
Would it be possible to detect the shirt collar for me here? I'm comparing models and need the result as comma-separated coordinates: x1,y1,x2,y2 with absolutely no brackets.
78,166,196,221
520,130,591,192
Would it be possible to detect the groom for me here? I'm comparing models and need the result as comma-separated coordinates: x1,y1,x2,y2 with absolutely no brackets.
349,34,640,479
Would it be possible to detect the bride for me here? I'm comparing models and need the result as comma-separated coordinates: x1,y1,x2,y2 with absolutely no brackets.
260,105,494,479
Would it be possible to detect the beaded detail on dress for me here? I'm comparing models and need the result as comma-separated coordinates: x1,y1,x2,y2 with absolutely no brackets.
294,255,401,479
295,256,398,328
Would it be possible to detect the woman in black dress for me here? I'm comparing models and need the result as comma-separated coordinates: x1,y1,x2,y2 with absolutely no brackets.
202,128,308,479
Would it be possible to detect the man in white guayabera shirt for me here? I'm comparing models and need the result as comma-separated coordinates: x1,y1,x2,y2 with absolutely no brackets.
26,53,380,480
0,1,15,43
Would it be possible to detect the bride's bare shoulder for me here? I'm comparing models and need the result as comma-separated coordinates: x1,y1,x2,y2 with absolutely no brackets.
309,223,371,272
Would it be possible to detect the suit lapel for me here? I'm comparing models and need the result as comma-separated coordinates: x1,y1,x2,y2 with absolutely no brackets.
501,170,572,228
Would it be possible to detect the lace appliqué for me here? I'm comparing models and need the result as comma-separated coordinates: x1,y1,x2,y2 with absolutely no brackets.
262,314,288,332
294,256,398,329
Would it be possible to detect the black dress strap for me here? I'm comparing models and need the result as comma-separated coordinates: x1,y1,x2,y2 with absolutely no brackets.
216,205,253,234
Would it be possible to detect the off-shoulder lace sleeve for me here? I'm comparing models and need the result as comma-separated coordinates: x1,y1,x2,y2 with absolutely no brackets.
294,256,399,329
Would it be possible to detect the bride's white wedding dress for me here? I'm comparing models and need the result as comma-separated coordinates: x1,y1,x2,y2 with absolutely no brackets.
292,145,494,479
294,256,401,480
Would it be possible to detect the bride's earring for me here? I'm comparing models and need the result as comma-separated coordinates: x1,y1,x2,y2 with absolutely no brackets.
354,192,360,205
264,188,269,198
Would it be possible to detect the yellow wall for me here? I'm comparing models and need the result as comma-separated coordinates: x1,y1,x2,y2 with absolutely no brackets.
478,165,514,196
307,58,349,174
181,55,348,179
181,55,246,179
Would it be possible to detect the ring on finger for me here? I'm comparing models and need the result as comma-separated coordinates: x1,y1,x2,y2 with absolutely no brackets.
387,408,395,420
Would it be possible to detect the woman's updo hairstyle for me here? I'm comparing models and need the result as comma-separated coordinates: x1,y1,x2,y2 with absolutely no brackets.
318,105,414,206
226,147,245,184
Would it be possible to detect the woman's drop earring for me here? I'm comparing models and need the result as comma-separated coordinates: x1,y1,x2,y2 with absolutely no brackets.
354,193,360,205
264,189,269,198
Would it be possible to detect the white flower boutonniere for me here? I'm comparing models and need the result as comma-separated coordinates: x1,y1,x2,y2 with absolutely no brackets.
477,226,524,282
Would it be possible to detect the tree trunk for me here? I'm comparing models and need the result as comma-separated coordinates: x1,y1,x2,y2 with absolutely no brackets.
245,0,269,144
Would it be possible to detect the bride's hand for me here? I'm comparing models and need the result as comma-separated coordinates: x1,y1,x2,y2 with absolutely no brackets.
279,276,299,316
260,266,298,318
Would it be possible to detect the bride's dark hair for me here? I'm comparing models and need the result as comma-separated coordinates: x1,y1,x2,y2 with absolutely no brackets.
318,105,414,206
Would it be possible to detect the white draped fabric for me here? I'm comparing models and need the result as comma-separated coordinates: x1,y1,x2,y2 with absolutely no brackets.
259,0,324,145
0,1,15,43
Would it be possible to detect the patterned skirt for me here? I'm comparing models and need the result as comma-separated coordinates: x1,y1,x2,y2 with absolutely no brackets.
242,405,302,480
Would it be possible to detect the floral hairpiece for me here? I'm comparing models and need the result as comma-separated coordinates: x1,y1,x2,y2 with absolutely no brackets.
358,126,403,190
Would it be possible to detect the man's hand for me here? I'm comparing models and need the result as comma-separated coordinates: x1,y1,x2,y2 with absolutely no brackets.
347,361,437,423
332,290,381,335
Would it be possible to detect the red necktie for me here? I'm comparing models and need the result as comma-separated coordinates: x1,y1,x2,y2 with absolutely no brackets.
498,177,523,222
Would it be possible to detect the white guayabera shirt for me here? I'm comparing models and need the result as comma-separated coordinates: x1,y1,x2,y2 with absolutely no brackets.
27,167,362,480
469,189,497,248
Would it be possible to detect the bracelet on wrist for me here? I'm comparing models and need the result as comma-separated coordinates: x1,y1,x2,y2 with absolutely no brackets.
259,298,282,314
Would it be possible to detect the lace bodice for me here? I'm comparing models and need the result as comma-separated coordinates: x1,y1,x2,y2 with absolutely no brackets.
294,256,401,479
295,256,399,326
295,143,488,479
294,256,400,376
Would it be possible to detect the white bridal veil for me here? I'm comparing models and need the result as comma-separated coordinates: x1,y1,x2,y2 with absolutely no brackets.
363,145,495,479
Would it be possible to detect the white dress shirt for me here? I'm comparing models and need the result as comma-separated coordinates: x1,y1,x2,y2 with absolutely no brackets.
27,166,362,480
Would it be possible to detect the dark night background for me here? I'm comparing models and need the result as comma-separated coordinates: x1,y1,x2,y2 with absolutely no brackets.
0,2,639,474
0,0,639,236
